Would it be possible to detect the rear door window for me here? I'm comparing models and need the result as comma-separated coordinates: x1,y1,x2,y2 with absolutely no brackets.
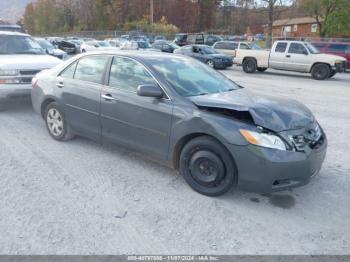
74,56,109,84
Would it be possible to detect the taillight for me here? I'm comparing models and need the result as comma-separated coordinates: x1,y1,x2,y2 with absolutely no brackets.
32,77,38,88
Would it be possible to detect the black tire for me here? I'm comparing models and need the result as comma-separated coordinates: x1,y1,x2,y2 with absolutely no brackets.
206,59,215,68
257,67,267,72
179,136,237,196
311,64,330,80
242,58,257,73
329,70,336,78
44,102,73,141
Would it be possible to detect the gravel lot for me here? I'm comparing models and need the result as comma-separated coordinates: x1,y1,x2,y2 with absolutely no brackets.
0,67,349,255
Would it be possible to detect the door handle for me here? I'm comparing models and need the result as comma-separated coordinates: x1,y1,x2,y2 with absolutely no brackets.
56,82,64,88
101,94,117,101
286,55,291,58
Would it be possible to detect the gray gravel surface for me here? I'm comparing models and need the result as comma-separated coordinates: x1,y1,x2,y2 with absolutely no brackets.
0,68,349,255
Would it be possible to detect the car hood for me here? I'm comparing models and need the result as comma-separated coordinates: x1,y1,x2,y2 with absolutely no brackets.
312,53,347,63
0,54,62,70
189,89,315,132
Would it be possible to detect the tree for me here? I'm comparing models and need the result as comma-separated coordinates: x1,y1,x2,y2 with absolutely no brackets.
301,0,350,37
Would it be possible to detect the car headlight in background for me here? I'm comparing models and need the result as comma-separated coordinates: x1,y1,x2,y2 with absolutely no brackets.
240,129,287,151
0,69,19,76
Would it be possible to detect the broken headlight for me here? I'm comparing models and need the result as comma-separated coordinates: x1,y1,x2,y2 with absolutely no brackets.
240,129,287,151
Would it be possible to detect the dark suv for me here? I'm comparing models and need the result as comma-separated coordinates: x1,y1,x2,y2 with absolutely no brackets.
312,42,350,69
175,33,205,46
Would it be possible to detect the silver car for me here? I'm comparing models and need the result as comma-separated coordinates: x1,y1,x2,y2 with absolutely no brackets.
31,51,327,196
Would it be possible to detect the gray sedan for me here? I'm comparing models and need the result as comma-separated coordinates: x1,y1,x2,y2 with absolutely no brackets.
31,52,327,196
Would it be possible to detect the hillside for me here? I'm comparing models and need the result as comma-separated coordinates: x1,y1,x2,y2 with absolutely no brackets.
0,0,33,23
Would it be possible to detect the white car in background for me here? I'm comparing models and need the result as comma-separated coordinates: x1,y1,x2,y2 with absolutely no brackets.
80,40,118,53
0,31,61,99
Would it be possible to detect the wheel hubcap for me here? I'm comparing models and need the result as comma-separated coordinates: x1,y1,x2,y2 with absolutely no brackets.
188,150,225,186
207,60,214,67
47,108,63,137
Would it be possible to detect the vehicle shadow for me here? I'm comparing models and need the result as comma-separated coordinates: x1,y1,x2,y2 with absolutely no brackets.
258,70,346,82
0,97,33,112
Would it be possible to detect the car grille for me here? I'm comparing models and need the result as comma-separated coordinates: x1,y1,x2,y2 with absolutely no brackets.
19,70,41,75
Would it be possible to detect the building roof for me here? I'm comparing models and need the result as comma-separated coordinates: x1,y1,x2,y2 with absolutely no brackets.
273,17,318,27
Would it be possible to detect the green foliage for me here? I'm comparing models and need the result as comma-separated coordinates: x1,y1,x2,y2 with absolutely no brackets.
302,0,350,37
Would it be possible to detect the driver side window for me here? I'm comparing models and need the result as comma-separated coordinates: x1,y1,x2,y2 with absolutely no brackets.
109,57,157,93
289,43,307,54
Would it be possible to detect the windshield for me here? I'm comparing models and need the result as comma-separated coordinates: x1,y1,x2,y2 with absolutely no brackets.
150,57,239,97
201,46,218,54
305,43,320,54
37,39,54,50
0,35,45,55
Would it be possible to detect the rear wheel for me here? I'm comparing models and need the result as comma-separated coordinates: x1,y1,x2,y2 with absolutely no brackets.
45,102,73,141
242,58,257,73
311,64,330,80
179,136,236,196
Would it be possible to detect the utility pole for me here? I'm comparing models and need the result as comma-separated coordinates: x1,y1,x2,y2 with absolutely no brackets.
150,0,154,25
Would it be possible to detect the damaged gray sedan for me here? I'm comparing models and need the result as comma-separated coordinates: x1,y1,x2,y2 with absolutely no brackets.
31,52,327,196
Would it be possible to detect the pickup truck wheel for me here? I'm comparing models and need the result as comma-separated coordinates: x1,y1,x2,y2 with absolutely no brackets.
311,64,330,80
257,67,267,72
329,70,336,78
242,58,257,73
179,136,236,196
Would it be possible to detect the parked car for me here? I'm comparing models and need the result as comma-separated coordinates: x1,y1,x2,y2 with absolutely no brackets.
0,24,24,33
152,40,179,53
56,40,78,54
120,41,139,50
154,35,167,41
0,31,61,99
105,37,128,47
174,33,205,46
213,41,261,57
131,35,149,42
35,38,67,60
31,51,327,196
312,42,350,70
234,40,347,80
205,35,223,46
174,44,233,69
80,40,117,53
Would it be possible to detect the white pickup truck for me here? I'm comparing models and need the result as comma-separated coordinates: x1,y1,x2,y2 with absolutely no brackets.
234,40,347,80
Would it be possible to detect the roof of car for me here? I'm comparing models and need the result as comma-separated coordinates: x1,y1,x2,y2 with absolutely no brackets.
0,31,29,36
80,50,186,61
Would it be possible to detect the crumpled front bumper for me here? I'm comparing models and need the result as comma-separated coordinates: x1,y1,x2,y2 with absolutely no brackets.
225,135,327,193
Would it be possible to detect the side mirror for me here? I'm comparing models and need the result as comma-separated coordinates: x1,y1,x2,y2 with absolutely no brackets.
46,49,53,55
303,50,308,55
137,84,164,98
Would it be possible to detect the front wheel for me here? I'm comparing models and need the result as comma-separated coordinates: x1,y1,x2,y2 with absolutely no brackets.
206,59,215,68
179,136,236,196
45,102,73,141
311,64,330,80
242,58,257,73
